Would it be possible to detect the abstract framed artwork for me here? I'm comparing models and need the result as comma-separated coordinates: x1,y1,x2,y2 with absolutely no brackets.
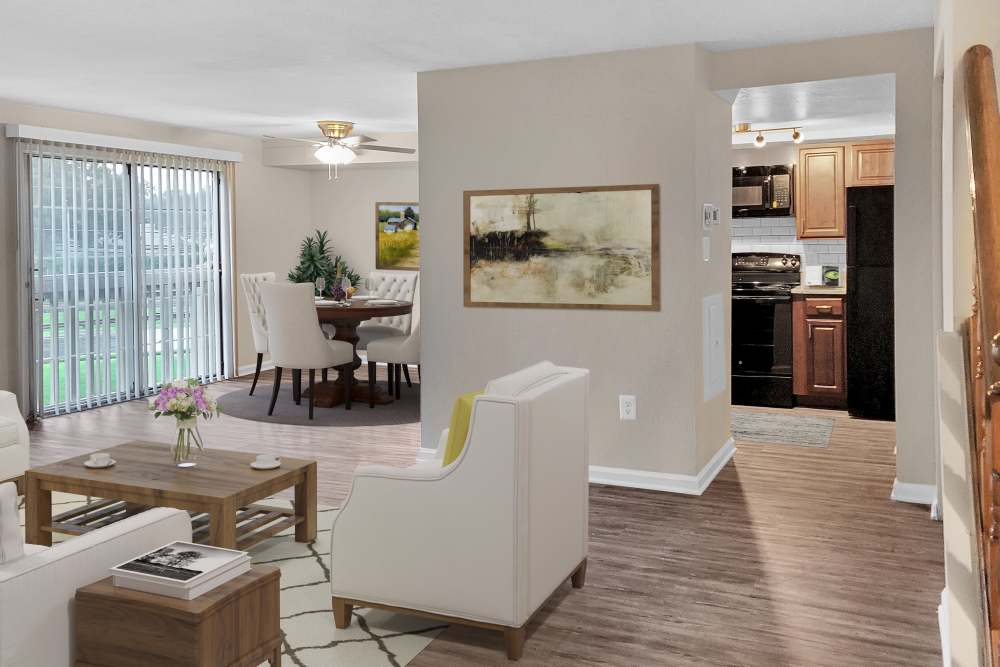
375,202,420,270
463,184,659,310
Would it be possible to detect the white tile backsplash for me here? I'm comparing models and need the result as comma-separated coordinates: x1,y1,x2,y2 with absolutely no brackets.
730,216,846,282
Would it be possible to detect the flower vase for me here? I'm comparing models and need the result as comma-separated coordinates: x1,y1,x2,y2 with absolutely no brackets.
173,417,203,468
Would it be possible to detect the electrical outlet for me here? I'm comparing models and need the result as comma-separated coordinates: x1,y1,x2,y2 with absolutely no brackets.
619,395,637,420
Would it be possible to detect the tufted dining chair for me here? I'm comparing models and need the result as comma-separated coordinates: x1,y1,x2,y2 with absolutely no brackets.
240,272,276,396
357,272,418,348
260,282,355,419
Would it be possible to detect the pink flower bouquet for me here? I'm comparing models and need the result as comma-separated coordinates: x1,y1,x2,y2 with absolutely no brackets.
150,379,219,465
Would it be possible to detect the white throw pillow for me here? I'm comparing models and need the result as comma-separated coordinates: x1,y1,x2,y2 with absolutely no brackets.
0,482,23,563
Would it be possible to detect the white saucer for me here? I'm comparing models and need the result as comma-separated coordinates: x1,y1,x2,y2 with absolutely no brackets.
251,459,281,470
84,459,116,469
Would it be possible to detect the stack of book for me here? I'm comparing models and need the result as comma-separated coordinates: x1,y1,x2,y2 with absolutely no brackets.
111,541,251,600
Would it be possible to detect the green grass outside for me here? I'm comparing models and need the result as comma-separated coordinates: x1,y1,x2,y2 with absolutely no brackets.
41,351,192,408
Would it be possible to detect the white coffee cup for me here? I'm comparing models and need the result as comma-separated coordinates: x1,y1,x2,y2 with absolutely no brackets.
255,454,279,467
89,452,111,466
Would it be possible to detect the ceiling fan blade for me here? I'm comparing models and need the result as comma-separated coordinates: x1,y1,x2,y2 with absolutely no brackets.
356,145,416,154
340,135,376,146
263,135,324,146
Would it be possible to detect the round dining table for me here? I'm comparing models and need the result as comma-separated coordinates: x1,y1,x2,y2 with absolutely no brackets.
304,298,413,407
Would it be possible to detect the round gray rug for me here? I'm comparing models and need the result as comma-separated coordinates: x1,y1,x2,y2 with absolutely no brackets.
217,379,420,427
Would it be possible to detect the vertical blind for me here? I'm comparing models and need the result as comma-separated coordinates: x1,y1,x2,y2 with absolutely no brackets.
15,140,234,416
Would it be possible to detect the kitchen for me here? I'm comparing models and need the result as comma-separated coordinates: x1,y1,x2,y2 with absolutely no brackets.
730,74,896,426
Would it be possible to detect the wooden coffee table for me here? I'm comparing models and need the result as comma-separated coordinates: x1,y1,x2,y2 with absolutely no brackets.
24,441,317,550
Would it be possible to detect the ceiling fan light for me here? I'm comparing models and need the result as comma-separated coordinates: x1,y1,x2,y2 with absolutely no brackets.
791,129,803,144
753,132,767,148
314,144,357,165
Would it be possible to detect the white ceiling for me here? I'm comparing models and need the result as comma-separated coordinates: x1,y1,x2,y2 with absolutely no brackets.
731,74,896,145
0,0,932,138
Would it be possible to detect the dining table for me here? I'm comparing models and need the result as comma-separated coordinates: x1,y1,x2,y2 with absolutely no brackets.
301,297,414,407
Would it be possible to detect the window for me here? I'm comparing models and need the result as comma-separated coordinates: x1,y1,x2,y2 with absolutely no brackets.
19,142,232,416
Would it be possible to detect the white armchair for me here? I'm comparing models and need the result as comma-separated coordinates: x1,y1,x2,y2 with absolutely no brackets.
330,362,589,660
0,392,30,492
240,272,277,396
0,506,191,666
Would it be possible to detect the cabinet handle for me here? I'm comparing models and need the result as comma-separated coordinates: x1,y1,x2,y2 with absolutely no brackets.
816,305,833,312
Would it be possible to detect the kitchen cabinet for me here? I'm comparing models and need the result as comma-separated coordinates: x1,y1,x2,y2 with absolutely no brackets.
793,295,846,405
848,140,895,187
796,145,846,239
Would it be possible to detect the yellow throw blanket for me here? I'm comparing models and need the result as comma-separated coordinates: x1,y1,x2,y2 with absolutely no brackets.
443,390,483,466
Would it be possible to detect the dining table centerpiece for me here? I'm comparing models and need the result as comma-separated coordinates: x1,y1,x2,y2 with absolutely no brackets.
150,379,219,468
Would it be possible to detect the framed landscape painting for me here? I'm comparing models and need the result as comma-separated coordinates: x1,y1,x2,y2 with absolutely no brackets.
376,202,420,270
464,184,659,310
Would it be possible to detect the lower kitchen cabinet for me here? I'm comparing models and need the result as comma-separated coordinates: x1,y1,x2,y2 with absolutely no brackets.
793,295,847,405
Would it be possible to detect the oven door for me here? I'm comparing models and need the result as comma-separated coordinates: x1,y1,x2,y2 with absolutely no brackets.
731,294,793,377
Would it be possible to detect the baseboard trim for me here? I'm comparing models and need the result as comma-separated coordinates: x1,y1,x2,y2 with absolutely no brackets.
236,359,274,377
890,479,937,506
589,437,736,496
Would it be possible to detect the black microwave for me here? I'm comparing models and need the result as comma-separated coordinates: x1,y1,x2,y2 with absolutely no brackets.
732,165,794,218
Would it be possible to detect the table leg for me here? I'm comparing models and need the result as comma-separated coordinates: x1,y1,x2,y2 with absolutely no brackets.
209,499,238,549
271,645,282,666
25,473,52,546
295,463,317,543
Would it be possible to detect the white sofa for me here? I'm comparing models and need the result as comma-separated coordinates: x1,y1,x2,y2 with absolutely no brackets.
0,507,192,667
330,362,589,660
0,392,30,492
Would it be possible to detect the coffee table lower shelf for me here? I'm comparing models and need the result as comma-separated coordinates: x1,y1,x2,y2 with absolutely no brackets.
49,500,301,551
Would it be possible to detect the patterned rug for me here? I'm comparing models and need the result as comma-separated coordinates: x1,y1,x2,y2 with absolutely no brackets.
731,409,834,448
19,494,446,666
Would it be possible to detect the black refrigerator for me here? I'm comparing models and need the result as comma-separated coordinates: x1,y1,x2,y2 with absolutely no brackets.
846,185,895,420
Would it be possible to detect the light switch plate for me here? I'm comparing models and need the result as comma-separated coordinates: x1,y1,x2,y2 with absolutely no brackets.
702,203,714,229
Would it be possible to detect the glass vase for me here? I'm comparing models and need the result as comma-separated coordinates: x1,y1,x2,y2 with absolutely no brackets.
173,417,203,468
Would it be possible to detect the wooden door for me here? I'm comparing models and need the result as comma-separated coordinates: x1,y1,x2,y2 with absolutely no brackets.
963,44,1000,664
805,318,845,395
797,145,846,238
848,141,895,187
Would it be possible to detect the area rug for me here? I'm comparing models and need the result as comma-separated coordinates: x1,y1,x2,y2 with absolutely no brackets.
731,409,834,448
217,380,419,427
19,493,446,667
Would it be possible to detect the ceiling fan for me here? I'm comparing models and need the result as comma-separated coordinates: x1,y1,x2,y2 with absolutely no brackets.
265,120,415,180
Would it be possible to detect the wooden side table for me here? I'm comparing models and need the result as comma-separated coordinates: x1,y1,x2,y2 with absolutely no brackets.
74,566,281,667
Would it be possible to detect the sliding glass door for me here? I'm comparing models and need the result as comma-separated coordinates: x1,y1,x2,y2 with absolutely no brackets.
24,145,229,416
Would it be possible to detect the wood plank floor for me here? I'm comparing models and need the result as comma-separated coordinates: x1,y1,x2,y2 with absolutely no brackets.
27,377,944,666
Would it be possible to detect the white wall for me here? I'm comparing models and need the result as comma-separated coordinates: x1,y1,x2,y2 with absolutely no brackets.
418,44,732,479
0,99,315,393
713,28,938,488
308,163,419,278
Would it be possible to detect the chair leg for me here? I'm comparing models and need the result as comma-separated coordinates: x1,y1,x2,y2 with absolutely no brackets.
322,368,328,383
344,364,353,410
571,558,587,588
417,364,421,383
292,369,302,405
504,626,526,661
249,353,263,396
308,369,315,420
394,364,401,399
368,361,376,409
402,364,412,388
268,367,283,416
332,596,353,629
387,363,394,398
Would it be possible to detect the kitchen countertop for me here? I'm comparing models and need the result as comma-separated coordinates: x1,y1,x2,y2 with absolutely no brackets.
791,285,847,296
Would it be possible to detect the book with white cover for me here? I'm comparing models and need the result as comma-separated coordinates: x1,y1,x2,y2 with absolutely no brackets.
113,561,252,600
111,541,249,598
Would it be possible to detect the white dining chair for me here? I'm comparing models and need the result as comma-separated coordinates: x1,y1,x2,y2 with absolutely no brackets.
357,272,418,350
260,282,355,419
240,272,276,396
366,317,419,406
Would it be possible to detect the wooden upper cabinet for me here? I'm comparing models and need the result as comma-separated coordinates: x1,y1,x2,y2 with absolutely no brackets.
848,140,895,187
796,145,846,238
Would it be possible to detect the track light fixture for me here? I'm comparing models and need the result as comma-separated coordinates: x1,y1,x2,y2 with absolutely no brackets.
733,122,805,148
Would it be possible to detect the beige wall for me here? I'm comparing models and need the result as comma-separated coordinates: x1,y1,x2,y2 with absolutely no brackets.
0,99,315,397
713,28,939,487
308,163,419,278
418,44,732,477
